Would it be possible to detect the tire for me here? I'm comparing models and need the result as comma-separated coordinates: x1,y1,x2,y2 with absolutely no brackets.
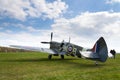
48,55,52,60
61,55,64,59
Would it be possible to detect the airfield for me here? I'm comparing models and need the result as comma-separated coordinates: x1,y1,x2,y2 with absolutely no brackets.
0,52,120,80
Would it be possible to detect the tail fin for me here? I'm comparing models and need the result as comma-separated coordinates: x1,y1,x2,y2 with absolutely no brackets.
92,37,108,62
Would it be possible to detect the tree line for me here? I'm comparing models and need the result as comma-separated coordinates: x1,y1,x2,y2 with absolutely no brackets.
0,46,29,52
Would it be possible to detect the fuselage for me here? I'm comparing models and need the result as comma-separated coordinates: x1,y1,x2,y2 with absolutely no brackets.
50,41,82,58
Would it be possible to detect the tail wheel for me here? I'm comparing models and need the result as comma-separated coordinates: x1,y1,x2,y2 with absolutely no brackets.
48,55,52,60
61,55,64,59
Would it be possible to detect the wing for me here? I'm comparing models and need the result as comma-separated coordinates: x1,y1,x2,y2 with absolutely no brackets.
9,45,57,54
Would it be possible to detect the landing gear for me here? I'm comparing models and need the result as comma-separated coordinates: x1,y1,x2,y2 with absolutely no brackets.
48,54,64,59
48,55,52,60
61,55,64,59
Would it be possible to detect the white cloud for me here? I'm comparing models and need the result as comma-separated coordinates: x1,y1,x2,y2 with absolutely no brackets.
0,31,51,48
52,11,120,37
13,23,39,32
106,0,120,4
0,0,29,20
51,11,120,52
102,21,120,34
0,23,47,32
31,0,68,19
1,11,120,52
0,0,68,21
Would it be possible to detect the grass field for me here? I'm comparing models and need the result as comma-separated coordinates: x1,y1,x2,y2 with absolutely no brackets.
0,52,120,80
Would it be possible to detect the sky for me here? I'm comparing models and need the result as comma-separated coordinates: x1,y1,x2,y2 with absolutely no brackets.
0,0,120,52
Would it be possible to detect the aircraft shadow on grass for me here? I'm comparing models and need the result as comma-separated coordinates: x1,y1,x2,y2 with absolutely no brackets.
1,58,78,62
1,58,105,68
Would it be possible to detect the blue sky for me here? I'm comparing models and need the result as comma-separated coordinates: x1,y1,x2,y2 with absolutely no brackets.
0,0,120,52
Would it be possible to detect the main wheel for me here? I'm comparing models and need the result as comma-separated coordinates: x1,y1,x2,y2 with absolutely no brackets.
61,55,64,59
48,55,52,60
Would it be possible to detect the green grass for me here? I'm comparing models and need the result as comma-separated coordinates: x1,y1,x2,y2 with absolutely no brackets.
0,52,120,80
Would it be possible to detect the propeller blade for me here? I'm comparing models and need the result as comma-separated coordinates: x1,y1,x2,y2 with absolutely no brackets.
62,40,64,43
41,42,50,44
51,32,53,42
41,32,53,44
60,40,65,47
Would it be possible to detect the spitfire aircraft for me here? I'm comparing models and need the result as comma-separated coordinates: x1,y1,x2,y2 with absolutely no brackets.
10,32,108,65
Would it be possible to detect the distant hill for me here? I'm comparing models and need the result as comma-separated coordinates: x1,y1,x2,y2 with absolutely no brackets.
0,46,30,52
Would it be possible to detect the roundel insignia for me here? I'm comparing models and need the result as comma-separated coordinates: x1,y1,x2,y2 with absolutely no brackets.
67,45,73,52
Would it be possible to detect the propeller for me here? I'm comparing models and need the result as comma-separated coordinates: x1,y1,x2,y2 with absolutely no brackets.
60,40,64,47
51,32,53,42
41,32,53,44
41,42,50,44
59,40,65,52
